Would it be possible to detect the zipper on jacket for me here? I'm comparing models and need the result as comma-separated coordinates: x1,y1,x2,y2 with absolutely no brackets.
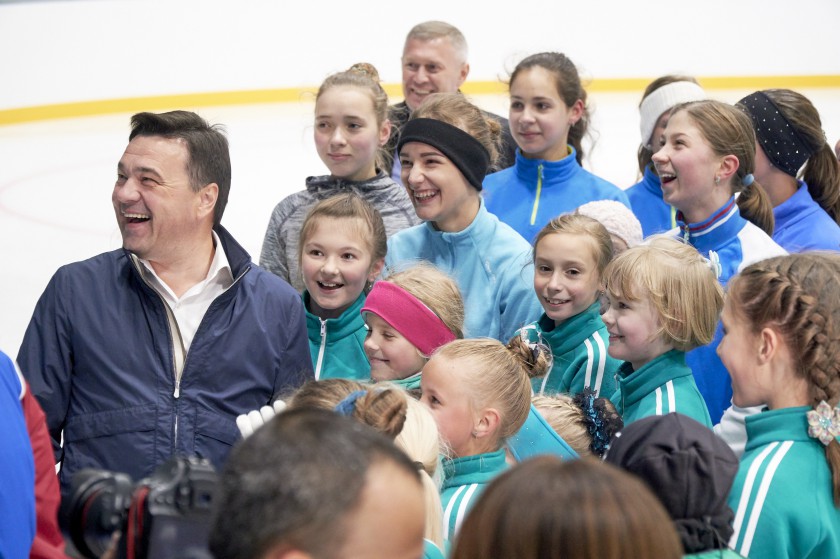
529,164,544,226
314,319,327,380
129,254,251,452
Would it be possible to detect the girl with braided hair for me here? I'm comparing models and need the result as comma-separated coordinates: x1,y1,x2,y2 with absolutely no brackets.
720,253,840,558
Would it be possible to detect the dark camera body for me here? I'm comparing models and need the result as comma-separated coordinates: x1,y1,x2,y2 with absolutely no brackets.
61,455,217,559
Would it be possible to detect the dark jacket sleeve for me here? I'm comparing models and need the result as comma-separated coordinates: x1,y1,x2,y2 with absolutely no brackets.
18,270,73,463
273,281,314,396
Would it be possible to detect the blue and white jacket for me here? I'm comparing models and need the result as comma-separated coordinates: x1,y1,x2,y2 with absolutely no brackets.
677,198,786,424
483,147,630,243
626,166,676,237
773,182,840,253
386,199,542,341
18,226,314,494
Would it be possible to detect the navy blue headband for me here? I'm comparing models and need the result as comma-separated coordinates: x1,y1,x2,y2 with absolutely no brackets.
738,91,814,177
397,118,491,191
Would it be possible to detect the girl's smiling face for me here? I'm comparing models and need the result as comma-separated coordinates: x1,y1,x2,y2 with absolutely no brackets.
601,286,674,370
363,313,427,381
399,141,479,233
301,217,383,319
651,110,731,223
533,232,602,326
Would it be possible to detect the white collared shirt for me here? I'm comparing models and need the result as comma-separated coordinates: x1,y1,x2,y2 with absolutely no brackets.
138,231,234,353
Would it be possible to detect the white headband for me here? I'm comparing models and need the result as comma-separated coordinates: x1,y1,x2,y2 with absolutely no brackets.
639,81,706,146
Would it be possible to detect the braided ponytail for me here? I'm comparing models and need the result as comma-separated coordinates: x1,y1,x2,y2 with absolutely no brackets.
729,253,840,504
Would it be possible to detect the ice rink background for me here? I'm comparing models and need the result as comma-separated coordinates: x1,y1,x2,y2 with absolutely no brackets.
2,0,839,354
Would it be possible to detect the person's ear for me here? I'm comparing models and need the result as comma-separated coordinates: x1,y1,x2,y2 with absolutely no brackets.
568,99,585,127
379,119,392,148
717,154,740,185
457,62,470,87
198,182,219,220
368,258,385,283
757,326,780,365
473,407,500,440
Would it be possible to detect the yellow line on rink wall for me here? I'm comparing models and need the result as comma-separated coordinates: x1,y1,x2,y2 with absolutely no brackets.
2,75,839,126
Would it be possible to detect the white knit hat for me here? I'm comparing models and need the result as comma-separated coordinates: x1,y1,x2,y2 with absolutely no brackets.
639,81,706,146
576,200,643,249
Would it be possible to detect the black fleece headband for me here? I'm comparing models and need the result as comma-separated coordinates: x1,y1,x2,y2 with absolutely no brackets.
738,91,814,177
397,118,491,191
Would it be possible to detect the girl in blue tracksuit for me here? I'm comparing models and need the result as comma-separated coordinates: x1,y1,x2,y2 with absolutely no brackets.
299,192,385,381
420,336,550,549
482,52,628,244
721,253,840,559
651,100,787,426
385,94,542,342
362,262,463,392
520,213,621,399
602,237,723,428
626,76,706,236
737,89,840,253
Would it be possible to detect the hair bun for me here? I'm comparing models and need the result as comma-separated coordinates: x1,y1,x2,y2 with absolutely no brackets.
348,62,380,83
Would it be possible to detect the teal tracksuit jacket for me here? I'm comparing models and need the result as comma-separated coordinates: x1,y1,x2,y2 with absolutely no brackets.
611,349,712,428
728,406,840,558
525,303,620,398
304,291,370,381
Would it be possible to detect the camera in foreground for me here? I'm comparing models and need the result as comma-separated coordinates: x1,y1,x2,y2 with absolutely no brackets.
60,455,217,559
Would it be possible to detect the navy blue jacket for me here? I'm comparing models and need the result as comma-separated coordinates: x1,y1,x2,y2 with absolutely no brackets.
18,226,313,493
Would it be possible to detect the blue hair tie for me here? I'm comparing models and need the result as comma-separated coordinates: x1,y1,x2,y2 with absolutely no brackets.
334,390,367,416
742,173,755,186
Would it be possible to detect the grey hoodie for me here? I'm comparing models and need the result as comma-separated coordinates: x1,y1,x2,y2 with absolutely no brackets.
260,171,420,291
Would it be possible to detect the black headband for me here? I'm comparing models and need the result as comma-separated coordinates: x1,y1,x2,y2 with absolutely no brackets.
738,91,814,177
397,118,491,191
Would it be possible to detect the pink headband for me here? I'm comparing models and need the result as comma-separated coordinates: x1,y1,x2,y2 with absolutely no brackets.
361,281,456,356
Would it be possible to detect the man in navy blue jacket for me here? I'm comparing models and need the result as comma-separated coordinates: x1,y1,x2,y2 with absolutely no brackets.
18,110,313,495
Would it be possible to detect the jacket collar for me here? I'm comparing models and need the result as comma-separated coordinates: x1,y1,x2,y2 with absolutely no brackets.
676,197,745,253
538,301,604,353
513,145,578,185
616,349,692,409
305,170,394,193
303,291,367,341
745,406,816,451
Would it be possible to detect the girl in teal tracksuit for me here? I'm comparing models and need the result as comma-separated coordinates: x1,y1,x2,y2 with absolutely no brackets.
521,213,621,398
299,192,385,381
721,254,840,559
603,237,723,428
420,337,551,549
